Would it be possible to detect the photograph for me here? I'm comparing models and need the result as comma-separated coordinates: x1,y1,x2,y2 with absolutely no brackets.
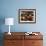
19,9,36,23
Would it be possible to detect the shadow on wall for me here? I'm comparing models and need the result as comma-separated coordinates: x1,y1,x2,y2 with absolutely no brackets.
0,16,5,46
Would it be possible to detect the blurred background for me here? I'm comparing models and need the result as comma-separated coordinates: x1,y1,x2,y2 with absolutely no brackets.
0,0,46,46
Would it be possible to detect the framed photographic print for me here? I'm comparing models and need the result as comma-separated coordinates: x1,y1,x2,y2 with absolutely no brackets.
18,9,36,23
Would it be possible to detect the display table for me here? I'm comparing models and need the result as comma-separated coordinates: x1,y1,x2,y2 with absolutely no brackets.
4,32,43,46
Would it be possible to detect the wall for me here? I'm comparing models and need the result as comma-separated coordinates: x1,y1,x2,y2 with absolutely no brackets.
0,0,46,32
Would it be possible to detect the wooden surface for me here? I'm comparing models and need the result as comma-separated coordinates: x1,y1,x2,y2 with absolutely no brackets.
4,32,43,46
24,40,43,46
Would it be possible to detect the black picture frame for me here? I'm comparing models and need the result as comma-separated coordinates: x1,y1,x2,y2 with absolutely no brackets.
18,9,36,23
